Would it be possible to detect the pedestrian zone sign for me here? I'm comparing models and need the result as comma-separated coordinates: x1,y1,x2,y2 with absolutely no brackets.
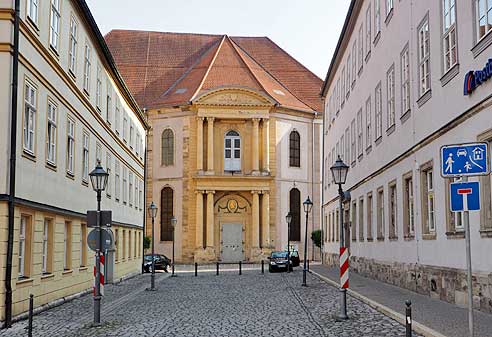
440,143,489,177
450,182,480,212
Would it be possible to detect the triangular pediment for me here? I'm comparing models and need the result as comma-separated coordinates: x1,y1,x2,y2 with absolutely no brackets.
193,88,275,107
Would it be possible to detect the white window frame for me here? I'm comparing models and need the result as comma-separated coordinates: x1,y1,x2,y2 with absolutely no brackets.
426,169,435,232
69,16,78,75
123,116,128,142
49,0,61,51
375,0,381,35
406,177,415,235
357,109,363,156
106,80,112,124
351,41,357,86
386,0,394,17
375,83,382,140
123,166,128,204
42,219,49,274
418,17,431,96
82,132,89,182
365,96,372,147
358,25,364,73
63,222,70,270
18,216,27,278
134,178,138,210
96,142,102,164
67,118,75,175
115,160,121,201
476,0,492,41
401,45,411,114
345,128,350,164
83,44,91,93
115,100,120,134
24,82,36,155
27,0,39,25
341,67,346,106
443,0,457,72
366,5,372,56
139,180,143,211
387,65,395,128
351,119,356,164
47,100,57,164
346,54,351,97
106,153,112,197
130,123,134,149
96,64,102,110
129,171,133,207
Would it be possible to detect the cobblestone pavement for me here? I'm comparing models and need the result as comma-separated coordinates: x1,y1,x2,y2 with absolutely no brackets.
1,269,421,337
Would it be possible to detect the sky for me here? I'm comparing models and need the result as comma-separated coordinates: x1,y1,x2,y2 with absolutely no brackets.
85,0,351,80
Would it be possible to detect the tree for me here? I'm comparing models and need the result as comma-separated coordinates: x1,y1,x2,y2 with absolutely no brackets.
311,229,322,248
143,236,151,251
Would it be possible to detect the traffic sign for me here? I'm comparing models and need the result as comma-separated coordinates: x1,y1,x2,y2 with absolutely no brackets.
440,143,488,177
87,210,112,228
88,228,114,251
450,181,480,212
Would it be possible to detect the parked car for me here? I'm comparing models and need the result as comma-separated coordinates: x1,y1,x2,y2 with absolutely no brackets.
268,251,293,272
288,250,300,267
143,254,171,273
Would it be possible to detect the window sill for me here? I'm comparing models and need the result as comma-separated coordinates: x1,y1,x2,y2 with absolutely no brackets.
403,235,415,241
385,9,394,26
49,44,60,60
366,237,374,242
388,236,398,241
358,66,363,78
26,16,40,35
22,150,36,162
472,31,492,59
16,277,34,286
83,89,90,98
416,89,432,108
440,63,459,87
358,153,364,162
351,237,357,242
68,69,77,81
365,50,371,63
82,179,89,187
79,266,88,271
479,229,492,238
351,160,356,168
62,269,73,275
386,124,396,136
422,233,436,240
351,80,356,90
445,230,465,239
45,161,57,172
66,172,75,180
366,145,372,155
400,109,411,124
41,273,54,280
376,236,385,242
375,136,383,147
373,31,381,46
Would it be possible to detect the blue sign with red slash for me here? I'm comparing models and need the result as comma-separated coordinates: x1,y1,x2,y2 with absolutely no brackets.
450,182,480,212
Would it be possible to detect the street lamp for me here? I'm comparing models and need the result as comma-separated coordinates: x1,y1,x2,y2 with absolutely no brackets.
302,196,313,287
171,216,177,277
89,160,108,326
330,155,349,320
147,202,158,290
286,212,292,273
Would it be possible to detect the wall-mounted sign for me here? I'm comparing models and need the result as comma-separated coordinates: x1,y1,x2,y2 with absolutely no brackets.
464,59,492,95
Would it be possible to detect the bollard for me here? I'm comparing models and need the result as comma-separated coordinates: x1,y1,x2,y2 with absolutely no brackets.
195,262,198,277
216,262,219,276
261,260,264,274
405,300,412,337
28,294,34,337
239,261,242,275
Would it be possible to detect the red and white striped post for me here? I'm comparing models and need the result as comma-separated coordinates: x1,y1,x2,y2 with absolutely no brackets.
340,247,349,289
93,253,105,296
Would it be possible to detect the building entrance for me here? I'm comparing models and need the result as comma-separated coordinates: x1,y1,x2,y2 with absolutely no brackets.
220,223,244,262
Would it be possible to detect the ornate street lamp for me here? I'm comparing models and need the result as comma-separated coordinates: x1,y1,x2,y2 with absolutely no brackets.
302,196,313,286
171,216,177,277
330,155,350,320
286,212,292,273
147,202,158,290
88,160,108,325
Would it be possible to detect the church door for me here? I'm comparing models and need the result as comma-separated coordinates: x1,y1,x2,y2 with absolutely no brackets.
220,223,244,262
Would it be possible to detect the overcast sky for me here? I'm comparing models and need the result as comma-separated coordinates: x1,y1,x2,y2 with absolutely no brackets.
85,0,351,80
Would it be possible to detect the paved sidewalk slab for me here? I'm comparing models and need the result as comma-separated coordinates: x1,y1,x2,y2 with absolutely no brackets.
311,264,492,337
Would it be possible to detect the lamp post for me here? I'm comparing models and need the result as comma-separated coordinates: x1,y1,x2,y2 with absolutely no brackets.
330,155,349,320
89,160,108,326
286,212,292,273
147,202,158,290
171,216,177,277
302,196,313,286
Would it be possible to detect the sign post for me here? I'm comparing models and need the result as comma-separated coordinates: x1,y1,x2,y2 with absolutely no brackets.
441,142,488,337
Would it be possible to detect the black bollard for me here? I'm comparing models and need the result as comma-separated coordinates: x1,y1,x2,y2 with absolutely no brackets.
28,294,34,337
239,261,242,275
216,262,219,276
195,262,198,277
261,260,264,274
405,300,412,337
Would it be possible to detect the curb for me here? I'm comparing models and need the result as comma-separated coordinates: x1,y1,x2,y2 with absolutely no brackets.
310,270,447,337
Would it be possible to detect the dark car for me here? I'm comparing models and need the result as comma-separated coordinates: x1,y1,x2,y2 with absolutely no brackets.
268,251,293,272
288,250,300,267
143,254,171,273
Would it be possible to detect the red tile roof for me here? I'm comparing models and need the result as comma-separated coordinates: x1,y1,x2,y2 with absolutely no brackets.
105,30,323,112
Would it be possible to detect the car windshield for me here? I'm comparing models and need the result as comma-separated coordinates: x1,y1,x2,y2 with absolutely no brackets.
271,252,288,258
144,255,159,261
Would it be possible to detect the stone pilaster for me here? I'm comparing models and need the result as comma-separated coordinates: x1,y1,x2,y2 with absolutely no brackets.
252,118,260,174
206,117,215,173
261,191,270,248
196,117,204,172
262,118,270,173
195,190,204,249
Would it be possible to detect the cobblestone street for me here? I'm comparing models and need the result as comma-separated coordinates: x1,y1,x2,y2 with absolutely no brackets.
2,269,419,337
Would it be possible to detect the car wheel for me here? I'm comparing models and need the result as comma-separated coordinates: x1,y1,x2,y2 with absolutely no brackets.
269,266,273,273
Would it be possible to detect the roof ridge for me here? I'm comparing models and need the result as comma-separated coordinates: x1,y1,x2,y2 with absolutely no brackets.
106,29,223,38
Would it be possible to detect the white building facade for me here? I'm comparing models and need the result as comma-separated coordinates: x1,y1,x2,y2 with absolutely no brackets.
0,0,147,324
322,0,492,313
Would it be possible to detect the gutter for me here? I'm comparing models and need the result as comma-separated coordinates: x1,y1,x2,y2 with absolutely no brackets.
142,108,148,273
4,0,20,328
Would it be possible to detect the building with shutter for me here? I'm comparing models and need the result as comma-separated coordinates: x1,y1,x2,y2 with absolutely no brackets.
106,31,323,263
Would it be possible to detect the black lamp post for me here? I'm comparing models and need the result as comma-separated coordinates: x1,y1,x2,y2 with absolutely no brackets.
89,160,108,325
171,216,177,277
330,155,349,320
302,196,313,286
286,212,292,273
147,202,158,290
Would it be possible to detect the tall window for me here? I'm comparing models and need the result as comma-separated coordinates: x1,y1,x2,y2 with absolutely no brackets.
357,109,363,156
160,187,174,241
359,198,364,241
418,17,431,96
24,82,36,154
387,65,395,128
49,0,61,50
365,96,372,148
106,81,112,123
289,188,301,241
115,160,120,201
351,201,357,241
122,230,126,260
64,222,72,270
123,166,128,204
161,129,174,166
80,224,87,267
403,175,415,237
130,123,134,149
83,44,91,93
443,0,457,72
67,118,75,175
42,218,53,274
346,54,351,97
367,193,373,240
96,65,102,110
447,178,464,232
401,45,411,114
27,0,39,24
375,0,381,36
375,83,382,140
386,0,394,16
389,183,397,239
123,116,128,142
139,180,143,211
366,5,372,56
129,172,133,207
134,180,138,210
136,133,140,157
289,131,300,167
115,100,120,134
358,25,364,73
47,101,57,164
341,68,346,106
224,130,241,171
351,119,356,164
421,167,435,233
82,132,89,181
106,153,112,197
18,215,30,278
377,188,384,240
476,0,492,40
69,16,77,75
352,41,357,86
96,142,101,164
340,135,345,162
345,128,350,163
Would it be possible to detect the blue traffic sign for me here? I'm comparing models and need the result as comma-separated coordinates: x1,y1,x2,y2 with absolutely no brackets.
440,143,489,177
450,182,480,212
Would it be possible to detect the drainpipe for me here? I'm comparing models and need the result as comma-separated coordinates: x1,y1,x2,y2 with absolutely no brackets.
5,0,20,328
320,103,325,265
311,112,317,261
142,108,148,273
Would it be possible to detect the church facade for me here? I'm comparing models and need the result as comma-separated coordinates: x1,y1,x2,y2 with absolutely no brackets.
106,32,323,262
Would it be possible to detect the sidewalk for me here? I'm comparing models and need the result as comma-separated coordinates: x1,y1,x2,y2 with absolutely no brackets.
310,264,492,337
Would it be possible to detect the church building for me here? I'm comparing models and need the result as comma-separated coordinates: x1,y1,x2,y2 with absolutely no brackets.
106,31,323,262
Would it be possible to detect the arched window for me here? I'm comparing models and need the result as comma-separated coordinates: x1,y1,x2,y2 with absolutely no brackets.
161,129,174,166
289,188,301,241
160,187,173,241
289,131,300,167
224,130,241,171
